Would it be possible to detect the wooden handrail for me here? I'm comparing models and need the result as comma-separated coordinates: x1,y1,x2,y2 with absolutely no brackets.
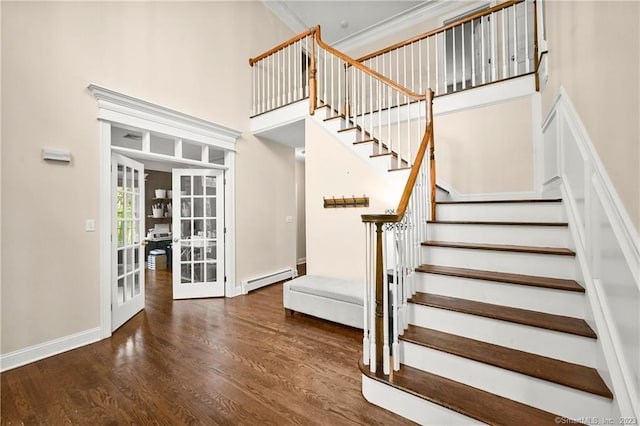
362,89,434,224
249,28,316,66
355,0,523,64
313,26,426,101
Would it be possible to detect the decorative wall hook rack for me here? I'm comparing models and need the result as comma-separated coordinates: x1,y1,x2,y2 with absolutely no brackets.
323,195,369,209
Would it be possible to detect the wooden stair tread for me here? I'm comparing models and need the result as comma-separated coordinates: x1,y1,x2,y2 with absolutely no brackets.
401,326,612,398
421,240,576,256
415,264,584,292
323,114,345,121
360,362,579,426
436,198,562,205
427,220,568,227
353,138,378,145
388,166,412,172
409,293,597,338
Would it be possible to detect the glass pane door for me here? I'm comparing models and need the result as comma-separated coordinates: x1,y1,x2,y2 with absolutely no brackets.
172,169,224,299
111,153,145,331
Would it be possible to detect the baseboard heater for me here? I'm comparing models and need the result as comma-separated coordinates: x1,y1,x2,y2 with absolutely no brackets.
241,268,295,294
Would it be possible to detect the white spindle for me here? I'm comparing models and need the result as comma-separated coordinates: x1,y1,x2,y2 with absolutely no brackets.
513,4,518,76
491,12,497,81
287,44,291,103
453,27,457,91
462,22,466,89
525,0,530,72
443,30,448,93
403,45,407,89
305,36,309,97
377,79,382,155
363,223,371,366
418,39,423,93
369,73,373,147
323,49,327,104
382,229,390,376
426,36,431,92
481,17,487,84
502,9,508,79
396,90,400,165
407,97,411,164
471,19,476,87
392,227,400,371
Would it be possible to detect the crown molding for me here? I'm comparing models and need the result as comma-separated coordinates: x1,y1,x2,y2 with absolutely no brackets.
333,1,460,54
262,0,308,35
88,85,242,148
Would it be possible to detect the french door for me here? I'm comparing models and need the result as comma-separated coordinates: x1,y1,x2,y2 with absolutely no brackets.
172,169,225,299
111,153,145,331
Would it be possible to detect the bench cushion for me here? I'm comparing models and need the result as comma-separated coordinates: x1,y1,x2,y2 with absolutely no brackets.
287,275,364,306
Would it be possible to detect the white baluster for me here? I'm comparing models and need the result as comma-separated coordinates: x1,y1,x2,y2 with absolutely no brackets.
435,32,440,94
426,36,431,92
462,22,466,89
491,12,497,81
418,39,423,93
392,227,400,371
513,3,518,76
382,228,390,376
363,223,371,366
407,96,411,164
471,19,476,87
377,78,382,156
502,9,507,79
481,17,487,84
305,36,309,98
524,0,530,73
444,30,448,93
453,26,457,91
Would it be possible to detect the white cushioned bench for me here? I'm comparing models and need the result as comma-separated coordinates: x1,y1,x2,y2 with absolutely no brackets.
283,275,364,329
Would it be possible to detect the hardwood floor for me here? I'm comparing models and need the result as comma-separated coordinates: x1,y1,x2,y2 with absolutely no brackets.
1,268,413,425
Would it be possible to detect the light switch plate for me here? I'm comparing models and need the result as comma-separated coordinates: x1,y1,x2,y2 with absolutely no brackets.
85,219,96,232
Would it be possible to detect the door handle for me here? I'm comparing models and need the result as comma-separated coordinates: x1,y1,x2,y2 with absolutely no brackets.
173,237,179,243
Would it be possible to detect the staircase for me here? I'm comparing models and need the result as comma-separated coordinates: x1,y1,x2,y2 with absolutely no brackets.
248,13,623,425
361,198,615,424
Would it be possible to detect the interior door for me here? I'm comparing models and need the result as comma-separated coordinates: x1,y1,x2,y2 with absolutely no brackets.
111,153,145,331
172,169,225,299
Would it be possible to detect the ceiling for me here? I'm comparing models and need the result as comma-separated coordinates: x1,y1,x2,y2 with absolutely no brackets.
263,1,428,45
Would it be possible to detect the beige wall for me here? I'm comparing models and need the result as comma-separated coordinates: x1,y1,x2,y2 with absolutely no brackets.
541,1,639,231
296,159,306,264
1,2,294,354
305,119,399,281
435,96,534,194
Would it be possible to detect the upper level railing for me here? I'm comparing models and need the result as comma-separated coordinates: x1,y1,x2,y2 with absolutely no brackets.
355,0,538,96
250,26,429,174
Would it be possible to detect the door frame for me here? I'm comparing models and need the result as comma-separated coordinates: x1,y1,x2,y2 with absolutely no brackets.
91,85,242,339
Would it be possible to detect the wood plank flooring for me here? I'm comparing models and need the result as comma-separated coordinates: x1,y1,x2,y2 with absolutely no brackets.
1,268,412,425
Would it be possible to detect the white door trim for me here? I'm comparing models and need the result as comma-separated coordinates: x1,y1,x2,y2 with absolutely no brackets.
91,85,241,339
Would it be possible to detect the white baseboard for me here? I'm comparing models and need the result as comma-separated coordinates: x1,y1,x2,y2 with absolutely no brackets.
0,327,102,372
296,257,306,265
543,86,640,418
241,268,295,294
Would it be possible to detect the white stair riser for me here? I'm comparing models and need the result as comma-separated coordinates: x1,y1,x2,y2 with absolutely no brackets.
409,304,597,367
421,246,575,279
415,273,586,318
401,342,614,421
436,203,565,222
427,223,569,247
361,374,483,425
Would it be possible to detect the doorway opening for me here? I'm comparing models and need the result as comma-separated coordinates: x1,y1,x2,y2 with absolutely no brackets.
91,85,242,338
